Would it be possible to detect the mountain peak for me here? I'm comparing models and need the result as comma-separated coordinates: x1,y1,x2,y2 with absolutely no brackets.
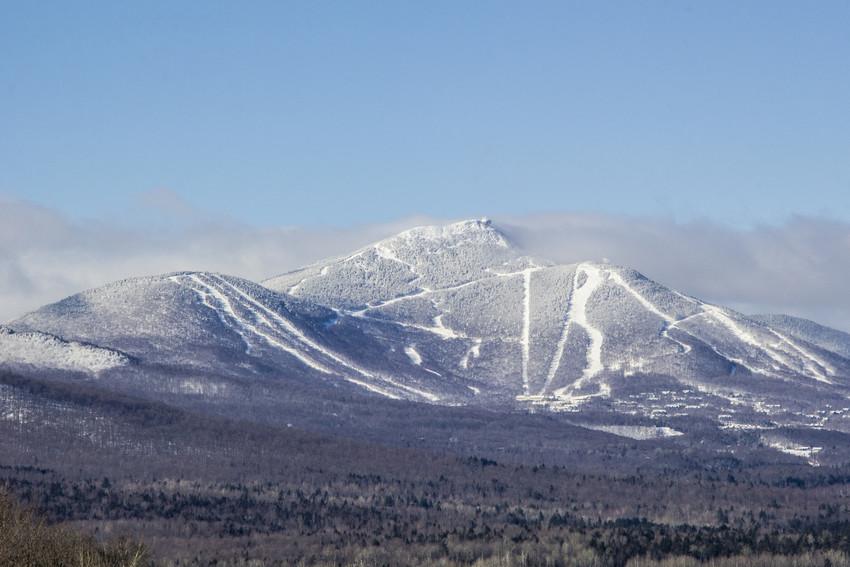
377,218,512,251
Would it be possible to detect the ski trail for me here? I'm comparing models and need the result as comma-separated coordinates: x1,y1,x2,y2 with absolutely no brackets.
571,265,605,380
210,275,440,401
351,288,432,316
353,290,469,342
191,274,336,375
665,312,709,355
608,272,673,322
702,305,797,378
374,241,425,287
542,269,579,394
214,275,366,373
172,275,254,354
374,242,418,274
351,275,502,316
671,291,831,382
460,338,482,370
520,267,543,395
607,272,693,355
431,314,461,339
670,292,794,377
521,269,532,395
208,275,413,399
168,276,253,354
287,276,306,295
353,311,475,341
404,345,422,365
678,309,779,378
692,313,770,377
552,264,606,400
768,329,833,383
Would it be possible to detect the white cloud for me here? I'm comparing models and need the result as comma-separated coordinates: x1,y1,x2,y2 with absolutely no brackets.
500,212,850,332
0,196,431,323
2,197,849,333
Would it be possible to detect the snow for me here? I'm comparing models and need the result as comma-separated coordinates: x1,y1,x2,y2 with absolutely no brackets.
520,267,542,395
552,264,606,399
752,313,850,359
13,218,850,430
214,275,441,402
569,264,606,380
171,273,440,402
374,241,419,274
265,218,518,309
177,274,254,354
762,436,822,465
459,338,482,370
581,424,684,440
179,379,226,396
0,327,127,374
287,265,330,295
179,274,334,374
430,314,461,340
543,268,579,392
769,329,834,382
404,346,423,365
608,271,693,354
701,304,834,382
263,219,850,417
384,218,510,250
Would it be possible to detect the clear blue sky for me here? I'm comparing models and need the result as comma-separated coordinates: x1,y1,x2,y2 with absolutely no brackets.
2,1,849,227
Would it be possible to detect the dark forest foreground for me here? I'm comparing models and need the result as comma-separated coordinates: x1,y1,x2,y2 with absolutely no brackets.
6,455,850,566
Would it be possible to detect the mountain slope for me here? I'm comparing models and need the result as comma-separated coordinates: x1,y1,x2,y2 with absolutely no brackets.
11,272,472,403
0,326,128,374
751,314,850,360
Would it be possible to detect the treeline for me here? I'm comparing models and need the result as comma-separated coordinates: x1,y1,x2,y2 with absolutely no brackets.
7,467,850,566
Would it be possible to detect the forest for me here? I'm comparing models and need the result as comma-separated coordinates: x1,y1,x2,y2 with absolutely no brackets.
5,454,850,566
4,370,850,566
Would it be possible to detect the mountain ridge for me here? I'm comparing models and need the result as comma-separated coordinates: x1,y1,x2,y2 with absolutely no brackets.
4,219,850,451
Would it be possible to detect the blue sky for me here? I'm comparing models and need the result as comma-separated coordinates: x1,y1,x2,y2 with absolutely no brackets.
2,1,849,227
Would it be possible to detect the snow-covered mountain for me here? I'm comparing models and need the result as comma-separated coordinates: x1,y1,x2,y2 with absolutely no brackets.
265,219,850,430
5,218,850,442
10,272,473,402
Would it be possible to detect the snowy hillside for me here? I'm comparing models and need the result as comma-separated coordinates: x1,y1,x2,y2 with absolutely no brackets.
751,314,850,360
0,326,128,373
11,272,472,403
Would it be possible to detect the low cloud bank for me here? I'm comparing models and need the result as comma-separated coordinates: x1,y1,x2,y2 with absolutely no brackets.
501,213,850,332
2,197,849,332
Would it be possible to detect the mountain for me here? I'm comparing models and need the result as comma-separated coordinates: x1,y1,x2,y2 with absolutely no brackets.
4,219,850,459
264,219,850,431
10,272,474,403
